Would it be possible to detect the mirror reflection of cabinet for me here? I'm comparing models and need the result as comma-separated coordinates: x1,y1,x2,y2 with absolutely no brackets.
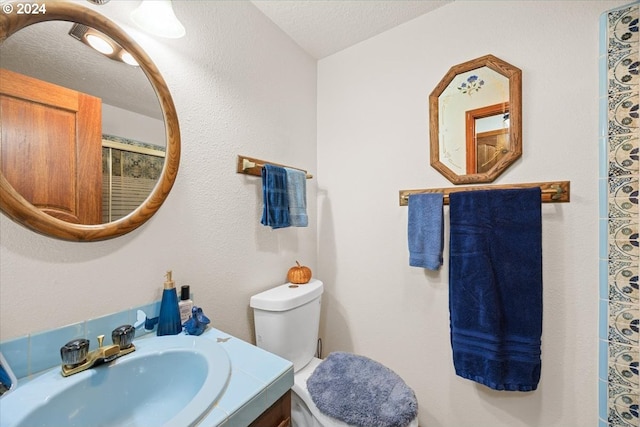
0,68,102,224
465,102,510,174
0,69,160,225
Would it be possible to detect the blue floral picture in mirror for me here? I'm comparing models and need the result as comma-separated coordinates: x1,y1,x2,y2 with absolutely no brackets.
457,75,485,95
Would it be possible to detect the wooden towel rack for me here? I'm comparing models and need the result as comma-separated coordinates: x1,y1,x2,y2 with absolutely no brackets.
236,155,313,179
399,181,570,206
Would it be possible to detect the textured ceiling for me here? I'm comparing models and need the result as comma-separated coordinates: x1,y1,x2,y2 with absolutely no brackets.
250,0,453,59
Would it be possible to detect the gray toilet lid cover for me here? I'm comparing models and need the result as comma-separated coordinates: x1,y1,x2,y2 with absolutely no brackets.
306,351,418,427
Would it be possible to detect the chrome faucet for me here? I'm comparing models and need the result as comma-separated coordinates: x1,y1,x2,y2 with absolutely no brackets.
60,325,136,377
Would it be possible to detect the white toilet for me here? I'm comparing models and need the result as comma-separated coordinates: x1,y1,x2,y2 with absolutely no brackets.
250,279,419,427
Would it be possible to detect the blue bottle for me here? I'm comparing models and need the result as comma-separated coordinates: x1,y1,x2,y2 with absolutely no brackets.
157,271,182,336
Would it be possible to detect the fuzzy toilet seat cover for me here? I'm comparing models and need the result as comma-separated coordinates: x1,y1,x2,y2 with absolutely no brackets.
306,352,418,427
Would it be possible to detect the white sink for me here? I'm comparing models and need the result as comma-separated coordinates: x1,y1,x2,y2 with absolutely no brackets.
0,334,231,427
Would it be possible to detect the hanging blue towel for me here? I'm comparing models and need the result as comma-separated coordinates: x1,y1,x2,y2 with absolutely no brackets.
449,188,542,391
284,167,308,227
261,164,290,229
408,193,444,270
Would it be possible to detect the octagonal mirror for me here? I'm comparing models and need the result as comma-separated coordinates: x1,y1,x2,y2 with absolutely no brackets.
430,54,522,184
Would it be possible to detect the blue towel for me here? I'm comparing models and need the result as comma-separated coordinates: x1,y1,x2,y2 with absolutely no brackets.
307,352,418,427
261,164,290,228
408,193,444,270
449,188,542,391
284,167,308,227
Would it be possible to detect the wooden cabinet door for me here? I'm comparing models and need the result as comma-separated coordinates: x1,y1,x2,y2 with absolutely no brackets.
249,390,291,427
0,68,102,224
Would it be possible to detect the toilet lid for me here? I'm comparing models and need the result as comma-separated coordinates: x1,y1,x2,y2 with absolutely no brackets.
306,352,418,427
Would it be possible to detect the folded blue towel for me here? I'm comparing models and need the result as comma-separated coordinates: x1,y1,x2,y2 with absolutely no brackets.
449,188,542,391
284,167,308,227
261,164,290,229
408,193,444,270
307,352,418,427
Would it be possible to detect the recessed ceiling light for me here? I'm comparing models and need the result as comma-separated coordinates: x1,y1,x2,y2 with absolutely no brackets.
120,51,139,67
85,33,114,55
68,23,138,67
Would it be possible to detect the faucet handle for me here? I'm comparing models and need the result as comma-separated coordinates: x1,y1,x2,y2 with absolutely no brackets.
60,339,89,366
111,325,135,349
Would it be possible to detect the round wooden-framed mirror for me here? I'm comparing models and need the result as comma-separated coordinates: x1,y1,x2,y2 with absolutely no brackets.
0,1,180,241
429,54,521,184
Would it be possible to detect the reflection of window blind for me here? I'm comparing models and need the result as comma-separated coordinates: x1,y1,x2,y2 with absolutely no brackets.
102,175,157,222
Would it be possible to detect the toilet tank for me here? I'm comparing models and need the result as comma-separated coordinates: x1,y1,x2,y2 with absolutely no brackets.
250,279,323,372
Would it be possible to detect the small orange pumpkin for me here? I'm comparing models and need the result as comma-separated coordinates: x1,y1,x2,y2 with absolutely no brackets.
287,261,312,284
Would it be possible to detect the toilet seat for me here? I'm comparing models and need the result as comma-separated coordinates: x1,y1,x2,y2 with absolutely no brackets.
291,357,419,427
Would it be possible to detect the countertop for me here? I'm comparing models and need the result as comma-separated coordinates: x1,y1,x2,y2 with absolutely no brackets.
0,326,294,427
194,327,293,426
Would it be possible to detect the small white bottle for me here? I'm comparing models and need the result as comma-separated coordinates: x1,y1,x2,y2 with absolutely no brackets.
178,285,194,325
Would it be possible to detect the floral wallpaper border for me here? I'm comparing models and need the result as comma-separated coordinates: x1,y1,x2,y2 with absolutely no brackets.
599,3,640,427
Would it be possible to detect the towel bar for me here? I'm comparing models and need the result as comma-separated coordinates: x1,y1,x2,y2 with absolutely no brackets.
236,155,313,179
399,180,570,206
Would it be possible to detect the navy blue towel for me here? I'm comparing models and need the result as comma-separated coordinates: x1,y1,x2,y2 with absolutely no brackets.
449,188,542,391
261,164,290,228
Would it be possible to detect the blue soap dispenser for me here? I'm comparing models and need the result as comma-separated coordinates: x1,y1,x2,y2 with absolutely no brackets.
157,270,182,336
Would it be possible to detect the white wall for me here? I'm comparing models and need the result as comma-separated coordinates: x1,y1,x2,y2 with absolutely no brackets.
316,1,628,426
0,0,317,344
102,103,166,147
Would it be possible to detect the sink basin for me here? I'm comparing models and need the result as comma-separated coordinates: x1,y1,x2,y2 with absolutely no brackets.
0,334,231,427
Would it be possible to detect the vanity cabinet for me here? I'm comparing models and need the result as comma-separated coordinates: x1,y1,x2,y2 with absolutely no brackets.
249,390,291,427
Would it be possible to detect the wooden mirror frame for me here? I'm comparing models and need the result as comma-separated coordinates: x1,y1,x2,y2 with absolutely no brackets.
429,54,521,184
0,2,180,241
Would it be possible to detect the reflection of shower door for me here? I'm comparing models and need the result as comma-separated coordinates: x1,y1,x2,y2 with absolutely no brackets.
0,68,102,224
